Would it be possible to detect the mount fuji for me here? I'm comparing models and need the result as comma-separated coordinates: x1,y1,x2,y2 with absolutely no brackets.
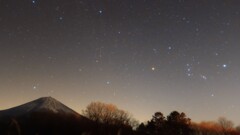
0,97,80,117
0,97,93,135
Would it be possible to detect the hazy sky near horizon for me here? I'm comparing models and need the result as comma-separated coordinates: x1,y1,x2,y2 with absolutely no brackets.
1,0,240,125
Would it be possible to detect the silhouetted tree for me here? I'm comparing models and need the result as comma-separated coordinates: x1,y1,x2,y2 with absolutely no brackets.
146,112,166,135
83,102,137,127
191,119,240,135
152,112,165,128
136,123,147,135
218,117,234,135
236,125,240,132
191,121,222,135
137,111,193,135
83,101,137,135
166,111,192,135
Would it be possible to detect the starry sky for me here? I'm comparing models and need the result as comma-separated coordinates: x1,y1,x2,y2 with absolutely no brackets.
1,0,240,125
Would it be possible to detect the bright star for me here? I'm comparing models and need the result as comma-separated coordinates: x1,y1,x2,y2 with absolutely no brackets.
222,64,227,68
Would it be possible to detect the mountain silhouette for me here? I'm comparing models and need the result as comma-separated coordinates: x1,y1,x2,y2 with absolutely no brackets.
0,97,80,117
0,97,92,135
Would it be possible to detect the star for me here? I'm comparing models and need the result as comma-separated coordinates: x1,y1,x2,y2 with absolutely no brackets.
222,64,227,68
59,17,63,20
33,83,40,90
99,10,103,14
151,67,155,71
185,64,193,77
200,75,207,80
32,0,36,4
33,86,37,90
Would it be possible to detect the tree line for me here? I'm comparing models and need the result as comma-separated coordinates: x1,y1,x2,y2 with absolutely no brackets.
83,101,240,135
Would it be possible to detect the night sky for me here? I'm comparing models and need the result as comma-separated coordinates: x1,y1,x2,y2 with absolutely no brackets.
1,0,240,124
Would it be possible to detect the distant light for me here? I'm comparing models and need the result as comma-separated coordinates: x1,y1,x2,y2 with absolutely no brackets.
211,94,214,97
99,10,103,14
168,46,172,50
222,64,227,68
200,75,207,80
59,17,63,20
32,0,36,4
151,67,155,71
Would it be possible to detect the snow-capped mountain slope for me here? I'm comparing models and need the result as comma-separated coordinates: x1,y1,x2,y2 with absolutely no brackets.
0,97,80,117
